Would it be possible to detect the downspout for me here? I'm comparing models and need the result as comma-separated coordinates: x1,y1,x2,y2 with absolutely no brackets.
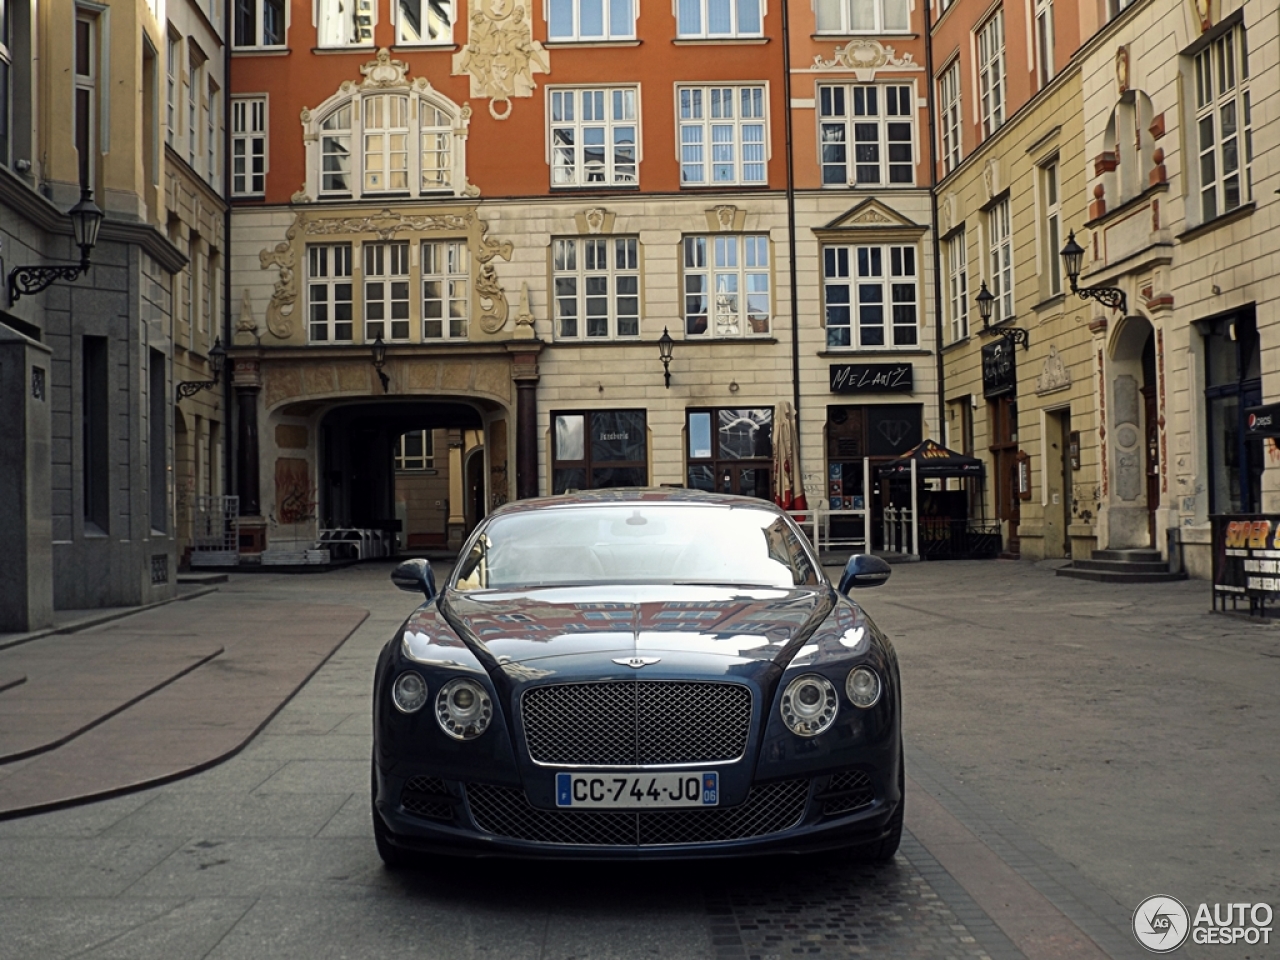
780,0,802,432
222,6,234,503
924,0,945,443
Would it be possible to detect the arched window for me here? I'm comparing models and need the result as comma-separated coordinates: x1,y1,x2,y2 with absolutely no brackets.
302,51,472,200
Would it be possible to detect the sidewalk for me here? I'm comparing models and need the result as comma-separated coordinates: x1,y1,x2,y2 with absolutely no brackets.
0,582,368,818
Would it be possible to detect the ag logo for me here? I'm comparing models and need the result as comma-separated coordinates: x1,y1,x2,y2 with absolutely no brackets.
1133,895,1190,953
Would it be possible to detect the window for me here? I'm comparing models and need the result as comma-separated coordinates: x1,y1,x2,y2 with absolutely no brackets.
149,348,167,533
318,0,374,46
364,242,411,341
1041,161,1061,297
987,197,1012,322
232,96,267,196
397,0,454,43
818,84,913,186
815,0,908,33
74,12,96,187
978,11,1005,137
684,234,770,337
552,410,648,493
938,61,961,174
310,85,466,199
207,78,219,189
550,0,634,40
0,0,10,165
1194,25,1251,222
83,336,109,532
552,237,640,340
207,251,220,341
422,240,469,340
549,87,638,187
396,430,434,470
307,243,354,342
235,0,286,47
188,54,201,167
945,231,968,342
1034,0,1054,88
676,0,760,38
687,408,772,499
1203,310,1262,513
166,34,177,148
823,245,918,348
678,86,766,186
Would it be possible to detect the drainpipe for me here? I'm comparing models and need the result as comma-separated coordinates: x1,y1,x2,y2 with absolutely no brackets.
222,0,234,503
924,0,945,444
780,0,802,433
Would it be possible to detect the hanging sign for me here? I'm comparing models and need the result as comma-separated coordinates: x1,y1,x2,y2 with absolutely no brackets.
982,340,1016,398
1244,402,1280,438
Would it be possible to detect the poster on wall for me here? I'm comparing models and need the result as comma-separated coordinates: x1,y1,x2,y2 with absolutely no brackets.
1211,514,1280,613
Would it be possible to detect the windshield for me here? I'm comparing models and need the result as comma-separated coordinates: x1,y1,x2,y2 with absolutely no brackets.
452,504,820,591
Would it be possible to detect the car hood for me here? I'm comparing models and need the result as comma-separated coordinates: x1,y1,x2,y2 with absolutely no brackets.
434,584,834,665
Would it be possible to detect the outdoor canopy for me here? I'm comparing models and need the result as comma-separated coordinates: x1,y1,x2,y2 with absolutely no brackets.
876,439,986,478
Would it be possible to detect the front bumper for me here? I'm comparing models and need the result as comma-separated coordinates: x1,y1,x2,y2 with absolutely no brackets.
373,766,901,860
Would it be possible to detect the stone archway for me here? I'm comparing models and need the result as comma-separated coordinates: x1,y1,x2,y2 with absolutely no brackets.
1104,314,1159,549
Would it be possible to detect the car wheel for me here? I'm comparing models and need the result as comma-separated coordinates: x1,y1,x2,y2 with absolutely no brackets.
371,757,406,869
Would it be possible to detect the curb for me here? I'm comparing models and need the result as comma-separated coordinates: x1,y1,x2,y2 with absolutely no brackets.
0,586,220,653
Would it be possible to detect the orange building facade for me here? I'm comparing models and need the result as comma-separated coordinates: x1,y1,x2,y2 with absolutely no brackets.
227,0,941,556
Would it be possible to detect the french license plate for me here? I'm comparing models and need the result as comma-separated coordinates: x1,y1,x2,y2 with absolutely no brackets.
555,771,719,809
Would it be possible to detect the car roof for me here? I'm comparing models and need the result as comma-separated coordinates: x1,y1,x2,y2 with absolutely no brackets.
487,487,782,517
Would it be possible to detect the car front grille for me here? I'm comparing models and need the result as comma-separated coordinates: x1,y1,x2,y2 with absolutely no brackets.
401,776,453,821
819,770,876,816
521,681,752,766
465,779,810,846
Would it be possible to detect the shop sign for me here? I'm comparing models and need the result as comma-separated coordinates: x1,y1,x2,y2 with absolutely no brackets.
1244,402,1280,438
829,363,914,394
982,340,1016,398
1212,515,1280,605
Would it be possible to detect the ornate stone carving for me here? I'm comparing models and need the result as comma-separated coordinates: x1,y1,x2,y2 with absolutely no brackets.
453,0,549,120
303,209,472,240
360,48,410,88
234,289,259,346
258,215,302,339
850,208,892,225
813,39,916,80
474,219,514,333
513,282,536,339
1035,346,1072,395
291,185,312,204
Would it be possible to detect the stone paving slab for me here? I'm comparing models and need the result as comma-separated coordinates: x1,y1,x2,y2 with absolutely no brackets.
0,592,368,818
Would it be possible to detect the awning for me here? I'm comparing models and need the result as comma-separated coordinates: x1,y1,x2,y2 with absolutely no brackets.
877,439,986,478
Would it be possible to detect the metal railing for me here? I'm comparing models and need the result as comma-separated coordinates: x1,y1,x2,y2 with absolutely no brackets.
191,495,240,567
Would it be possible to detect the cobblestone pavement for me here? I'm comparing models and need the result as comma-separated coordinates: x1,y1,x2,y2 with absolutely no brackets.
2,559,1271,959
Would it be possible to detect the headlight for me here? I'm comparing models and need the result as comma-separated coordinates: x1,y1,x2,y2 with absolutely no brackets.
845,666,881,708
780,674,839,737
435,677,493,740
392,671,428,714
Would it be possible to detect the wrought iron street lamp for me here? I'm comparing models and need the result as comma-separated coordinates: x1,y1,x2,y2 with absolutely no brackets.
1060,230,1126,313
658,326,674,388
371,335,390,392
176,338,228,401
974,281,1029,350
8,187,105,304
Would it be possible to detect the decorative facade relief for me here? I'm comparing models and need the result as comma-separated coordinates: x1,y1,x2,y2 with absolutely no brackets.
575,207,616,234
812,39,917,81
453,0,550,120
234,289,259,346
259,217,301,339
704,205,747,232
1035,346,1072,395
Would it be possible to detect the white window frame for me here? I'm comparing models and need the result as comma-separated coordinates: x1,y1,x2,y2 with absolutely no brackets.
548,86,639,188
396,0,455,44
815,0,909,35
307,83,469,200
552,236,641,341
395,430,434,470
977,10,1005,138
187,55,200,168
938,60,962,174
307,243,354,342
0,0,11,167
231,95,268,197
676,0,761,39
945,231,968,342
549,0,635,41
74,11,97,186
363,241,411,342
362,93,410,194
683,234,771,339
677,84,768,187
207,77,219,189
422,240,469,340
817,83,914,187
1193,24,1251,223
1034,0,1054,88
822,244,919,350
987,198,1013,323
1041,160,1061,297
166,34,178,148
234,0,287,48
316,0,375,47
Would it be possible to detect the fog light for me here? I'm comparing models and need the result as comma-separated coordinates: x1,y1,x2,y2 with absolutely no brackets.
781,674,838,737
435,677,493,740
392,672,428,713
845,667,881,708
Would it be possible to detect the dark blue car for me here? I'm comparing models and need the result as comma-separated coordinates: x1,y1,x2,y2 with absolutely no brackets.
372,488,902,863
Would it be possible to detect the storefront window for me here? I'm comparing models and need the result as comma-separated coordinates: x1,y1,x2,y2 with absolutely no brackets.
686,407,772,498
1203,311,1262,513
553,410,648,494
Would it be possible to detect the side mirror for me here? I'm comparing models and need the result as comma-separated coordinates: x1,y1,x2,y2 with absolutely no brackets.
391,558,437,600
837,554,892,593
